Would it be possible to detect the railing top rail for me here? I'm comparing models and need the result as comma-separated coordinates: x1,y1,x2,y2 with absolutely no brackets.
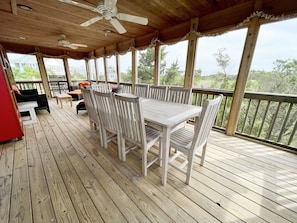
192,88,297,103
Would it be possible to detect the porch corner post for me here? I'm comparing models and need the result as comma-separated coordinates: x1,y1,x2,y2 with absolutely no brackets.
226,17,260,135
184,17,199,89
35,50,51,99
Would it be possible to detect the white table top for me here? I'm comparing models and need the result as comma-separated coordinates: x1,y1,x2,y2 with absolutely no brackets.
141,98,201,128
56,93,72,98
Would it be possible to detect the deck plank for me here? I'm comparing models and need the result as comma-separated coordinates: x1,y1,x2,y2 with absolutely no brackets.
10,132,32,222
1,98,297,223
25,124,56,223
0,142,15,223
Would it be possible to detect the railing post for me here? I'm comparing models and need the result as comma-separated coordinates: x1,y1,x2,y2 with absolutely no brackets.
226,16,260,135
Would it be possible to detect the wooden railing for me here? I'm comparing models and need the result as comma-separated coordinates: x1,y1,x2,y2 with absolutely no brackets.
16,80,84,96
192,88,297,152
16,80,297,151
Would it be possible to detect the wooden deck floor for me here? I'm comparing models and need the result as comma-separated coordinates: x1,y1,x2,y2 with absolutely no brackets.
1,99,297,223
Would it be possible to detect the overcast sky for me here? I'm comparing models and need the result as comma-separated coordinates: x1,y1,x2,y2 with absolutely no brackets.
163,17,297,75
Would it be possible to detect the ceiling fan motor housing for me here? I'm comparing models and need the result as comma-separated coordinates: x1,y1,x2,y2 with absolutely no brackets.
96,1,117,20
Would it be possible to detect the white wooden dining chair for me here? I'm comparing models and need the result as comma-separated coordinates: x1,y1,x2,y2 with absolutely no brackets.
148,85,167,100
166,87,192,104
134,84,149,98
93,91,122,159
114,94,162,176
81,89,103,147
168,94,223,184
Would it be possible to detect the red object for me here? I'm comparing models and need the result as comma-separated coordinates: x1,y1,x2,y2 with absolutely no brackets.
79,81,90,89
0,64,23,142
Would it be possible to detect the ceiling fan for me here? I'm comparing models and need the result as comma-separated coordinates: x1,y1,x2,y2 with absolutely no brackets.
59,0,149,34
57,34,88,50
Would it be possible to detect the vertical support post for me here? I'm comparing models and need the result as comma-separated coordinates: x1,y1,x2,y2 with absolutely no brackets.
94,58,99,83
85,58,90,80
154,44,160,86
131,44,137,94
63,57,71,89
226,17,260,135
116,54,120,85
35,50,51,98
184,18,199,89
103,56,108,83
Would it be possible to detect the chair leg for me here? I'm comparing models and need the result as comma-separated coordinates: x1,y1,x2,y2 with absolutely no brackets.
159,139,162,167
186,152,195,185
200,143,207,166
116,134,123,160
142,147,148,176
102,130,109,149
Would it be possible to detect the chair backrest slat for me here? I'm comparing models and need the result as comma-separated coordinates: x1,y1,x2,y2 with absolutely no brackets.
91,83,110,92
148,85,167,100
134,84,149,98
166,87,192,104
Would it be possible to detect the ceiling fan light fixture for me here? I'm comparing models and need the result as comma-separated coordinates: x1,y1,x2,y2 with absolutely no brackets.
17,4,32,11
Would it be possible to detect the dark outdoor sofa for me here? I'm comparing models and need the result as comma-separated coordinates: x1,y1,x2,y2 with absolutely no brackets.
15,89,50,113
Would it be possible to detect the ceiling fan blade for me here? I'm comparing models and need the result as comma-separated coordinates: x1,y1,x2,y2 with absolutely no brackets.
110,18,126,34
81,16,103,27
117,13,148,25
104,0,117,9
72,43,88,48
67,44,78,50
58,0,96,12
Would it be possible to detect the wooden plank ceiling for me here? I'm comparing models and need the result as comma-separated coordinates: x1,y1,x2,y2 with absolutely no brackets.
0,0,297,58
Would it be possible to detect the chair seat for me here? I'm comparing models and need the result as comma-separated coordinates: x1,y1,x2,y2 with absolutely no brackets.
170,127,193,148
145,126,162,147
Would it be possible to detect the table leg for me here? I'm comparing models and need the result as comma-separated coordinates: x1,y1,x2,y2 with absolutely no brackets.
161,127,170,186
69,98,72,107
59,98,63,108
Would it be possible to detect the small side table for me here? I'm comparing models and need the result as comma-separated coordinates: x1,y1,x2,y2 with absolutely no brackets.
18,101,38,125
55,93,72,108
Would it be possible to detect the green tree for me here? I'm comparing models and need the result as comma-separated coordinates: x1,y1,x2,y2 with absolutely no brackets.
12,66,40,80
210,48,235,90
138,47,167,84
161,60,180,85
248,59,297,94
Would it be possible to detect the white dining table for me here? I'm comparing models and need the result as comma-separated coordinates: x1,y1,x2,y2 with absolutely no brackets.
141,98,202,185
